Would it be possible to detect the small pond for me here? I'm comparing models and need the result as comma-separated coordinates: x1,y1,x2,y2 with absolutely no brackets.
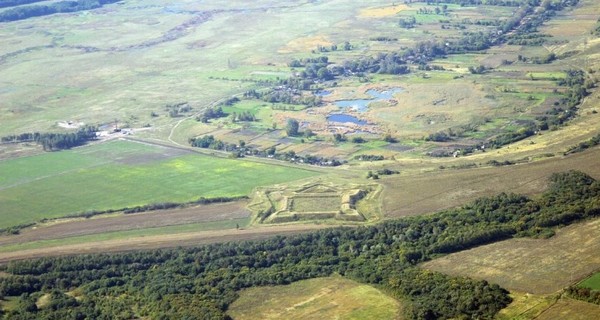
327,114,367,125
335,87,403,113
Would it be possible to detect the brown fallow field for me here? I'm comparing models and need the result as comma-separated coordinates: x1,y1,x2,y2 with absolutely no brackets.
421,218,600,295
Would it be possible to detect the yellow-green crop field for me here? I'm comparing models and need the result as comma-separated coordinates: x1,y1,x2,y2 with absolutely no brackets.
0,140,316,228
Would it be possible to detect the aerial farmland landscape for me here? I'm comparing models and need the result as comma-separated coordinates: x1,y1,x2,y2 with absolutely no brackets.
0,0,599,318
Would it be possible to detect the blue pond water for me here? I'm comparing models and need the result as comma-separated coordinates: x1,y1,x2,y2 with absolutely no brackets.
335,99,374,113
327,114,367,125
335,88,403,113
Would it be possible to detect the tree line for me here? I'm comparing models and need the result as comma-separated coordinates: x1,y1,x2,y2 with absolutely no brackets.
564,132,600,155
0,0,47,9
0,170,598,319
189,135,344,167
0,0,120,22
565,285,600,305
1,125,97,151
243,88,322,107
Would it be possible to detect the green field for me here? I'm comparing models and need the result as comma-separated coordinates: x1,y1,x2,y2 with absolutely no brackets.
0,140,316,228
228,275,402,320
579,272,600,290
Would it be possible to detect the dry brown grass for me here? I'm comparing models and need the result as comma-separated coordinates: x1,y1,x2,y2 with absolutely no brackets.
497,293,600,320
496,292,557,320
381,147,600,218
0,201,250,246
421,218,600,294
358,4,409,18
278,35,332,54
541,0,599,38
0,224,329,264
535,298,600,320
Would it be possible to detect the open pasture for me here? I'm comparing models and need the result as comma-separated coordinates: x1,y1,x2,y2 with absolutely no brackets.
0,139,316,228
421,218,600,294
227,275,402,320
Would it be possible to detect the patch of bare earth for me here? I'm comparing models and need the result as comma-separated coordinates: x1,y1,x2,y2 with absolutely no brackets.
421,218,600,294
0,224,328,264
0,201,250,245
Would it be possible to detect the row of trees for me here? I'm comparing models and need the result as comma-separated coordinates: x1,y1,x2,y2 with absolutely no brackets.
243,88,322,107
0,0,120,22
0,0,46,9
189,135,343,166
1,125,97,151
165,102,192,118
535,69,592,130
196,106,226,123
565,286,600,305
564,133,600,155
0,171,598,319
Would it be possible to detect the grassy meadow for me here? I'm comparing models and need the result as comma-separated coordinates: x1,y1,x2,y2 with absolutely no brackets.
0,140,316,228
227,275,402,320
